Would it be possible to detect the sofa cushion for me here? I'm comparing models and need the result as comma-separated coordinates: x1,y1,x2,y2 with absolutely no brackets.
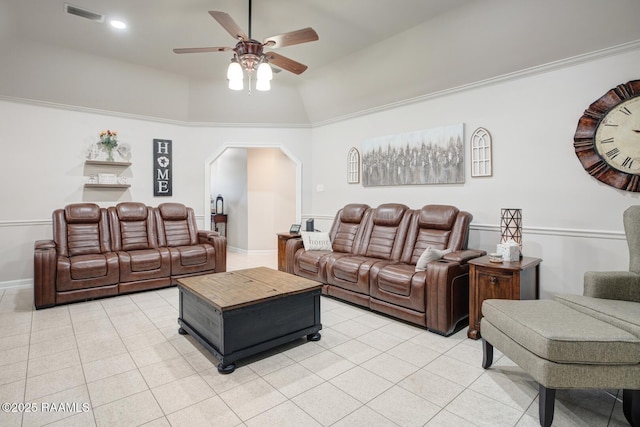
371,263,426,311
129,249,164,272
116,203,148,221
555,294,640,338
372,204,407,226
121,221,152,251
415,246,452,271
365,204,410,260
60,204,110,257
70,254,109,280
67,223,102,256
418,205,458,230
175,245,208,266
301,232,332,251
158,203,188,220
297,251,326,274
65,204,101,223
482,299,640,364
341,204,369,223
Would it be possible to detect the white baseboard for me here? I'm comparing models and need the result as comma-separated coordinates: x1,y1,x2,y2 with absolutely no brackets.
227,246,277,255
0,279,32,290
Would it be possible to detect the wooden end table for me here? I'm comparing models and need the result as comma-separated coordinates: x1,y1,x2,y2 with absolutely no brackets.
277,232,300,272
468,255,541,340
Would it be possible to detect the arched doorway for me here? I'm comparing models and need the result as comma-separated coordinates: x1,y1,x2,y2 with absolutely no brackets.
204,144,301,252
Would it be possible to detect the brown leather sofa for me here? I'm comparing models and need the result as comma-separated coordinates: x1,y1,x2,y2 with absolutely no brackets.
285,203,484,336
34,202,226,309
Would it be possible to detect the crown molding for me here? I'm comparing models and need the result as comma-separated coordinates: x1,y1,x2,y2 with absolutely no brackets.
0,95,310,129
310,39,640,128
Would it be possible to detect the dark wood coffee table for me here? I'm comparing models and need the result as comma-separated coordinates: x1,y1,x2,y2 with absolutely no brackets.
177,267,322,374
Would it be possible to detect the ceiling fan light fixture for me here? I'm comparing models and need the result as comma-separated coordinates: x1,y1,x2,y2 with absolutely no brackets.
228,78,244,91
174,1,318,93
227,60,243,80
257,62,273,81
256,78,270,91
110,20,127,30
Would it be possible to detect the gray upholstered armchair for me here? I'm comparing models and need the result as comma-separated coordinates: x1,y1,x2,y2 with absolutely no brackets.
581,206,640,303
481,206,640,427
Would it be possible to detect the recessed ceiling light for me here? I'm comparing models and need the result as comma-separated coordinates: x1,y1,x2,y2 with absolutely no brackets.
110,20,127,30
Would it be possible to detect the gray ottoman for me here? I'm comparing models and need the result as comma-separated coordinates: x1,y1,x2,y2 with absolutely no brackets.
481,299,640,427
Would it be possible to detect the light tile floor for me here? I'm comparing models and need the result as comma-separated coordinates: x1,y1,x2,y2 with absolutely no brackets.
0,251,630,426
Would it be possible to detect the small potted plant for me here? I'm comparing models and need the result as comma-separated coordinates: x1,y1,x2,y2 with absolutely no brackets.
99,130,118,161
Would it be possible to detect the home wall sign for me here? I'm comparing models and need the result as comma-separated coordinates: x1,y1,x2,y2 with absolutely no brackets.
153,139,172,196
361,124,464,186
574,79,640,192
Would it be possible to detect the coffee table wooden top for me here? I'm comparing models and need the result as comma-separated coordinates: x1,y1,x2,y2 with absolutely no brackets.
177,267,322,311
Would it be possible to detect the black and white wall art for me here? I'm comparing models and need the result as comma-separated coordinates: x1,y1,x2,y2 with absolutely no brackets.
361,124,464,186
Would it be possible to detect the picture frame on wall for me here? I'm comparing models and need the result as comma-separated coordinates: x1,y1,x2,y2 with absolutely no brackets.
153,138,172,196
361,124,464,186
470,127,492,177
347,147,360,184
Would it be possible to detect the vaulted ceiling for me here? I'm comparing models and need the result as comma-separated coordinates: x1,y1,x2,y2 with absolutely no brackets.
2,0,640,124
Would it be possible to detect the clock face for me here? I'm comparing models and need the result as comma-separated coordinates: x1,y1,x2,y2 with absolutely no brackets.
573,79,640,192
594,96,640,173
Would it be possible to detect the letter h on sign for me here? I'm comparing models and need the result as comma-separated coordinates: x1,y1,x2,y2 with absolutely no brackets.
153,139,172,196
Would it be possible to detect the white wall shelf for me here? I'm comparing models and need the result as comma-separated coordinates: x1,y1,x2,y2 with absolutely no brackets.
85,160,131,167
84,160,131,188
84,183,130,189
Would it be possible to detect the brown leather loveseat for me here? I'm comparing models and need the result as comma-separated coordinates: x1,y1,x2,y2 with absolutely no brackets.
285,203,484,336
34,202,226,309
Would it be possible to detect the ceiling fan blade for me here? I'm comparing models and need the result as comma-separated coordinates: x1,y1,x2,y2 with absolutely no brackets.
173,47,232,54
209,11,248,41
263,27,319,49
265,52,308,75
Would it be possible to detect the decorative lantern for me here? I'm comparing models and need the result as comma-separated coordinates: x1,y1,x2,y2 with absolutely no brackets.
500,208,522,245
498,208,522,261
215,194,224,215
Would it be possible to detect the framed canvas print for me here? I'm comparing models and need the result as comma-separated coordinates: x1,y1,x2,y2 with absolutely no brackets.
361,124,464,186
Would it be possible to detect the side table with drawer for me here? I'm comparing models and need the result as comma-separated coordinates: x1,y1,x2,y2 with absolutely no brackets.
277,232,300,272
468,255,541,340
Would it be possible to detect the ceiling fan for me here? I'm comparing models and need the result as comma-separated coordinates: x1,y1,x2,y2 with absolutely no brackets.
173,0,319,91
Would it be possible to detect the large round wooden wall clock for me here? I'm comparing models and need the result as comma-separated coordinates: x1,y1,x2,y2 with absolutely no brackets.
574,79,640,191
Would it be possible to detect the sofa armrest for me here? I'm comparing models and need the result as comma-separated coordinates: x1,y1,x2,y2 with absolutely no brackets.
443,249,486,264
425,259,470,335
197,230,220,240
584,271,640,302
197,231,227,273
34,240,57,309
285,237,304,274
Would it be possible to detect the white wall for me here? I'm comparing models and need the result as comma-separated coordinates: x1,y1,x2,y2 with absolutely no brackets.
308,47,640,298
211,148,248,249
247,148,297,251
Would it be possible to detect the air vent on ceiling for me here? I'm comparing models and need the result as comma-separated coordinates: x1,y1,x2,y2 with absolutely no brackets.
64,3,105,23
